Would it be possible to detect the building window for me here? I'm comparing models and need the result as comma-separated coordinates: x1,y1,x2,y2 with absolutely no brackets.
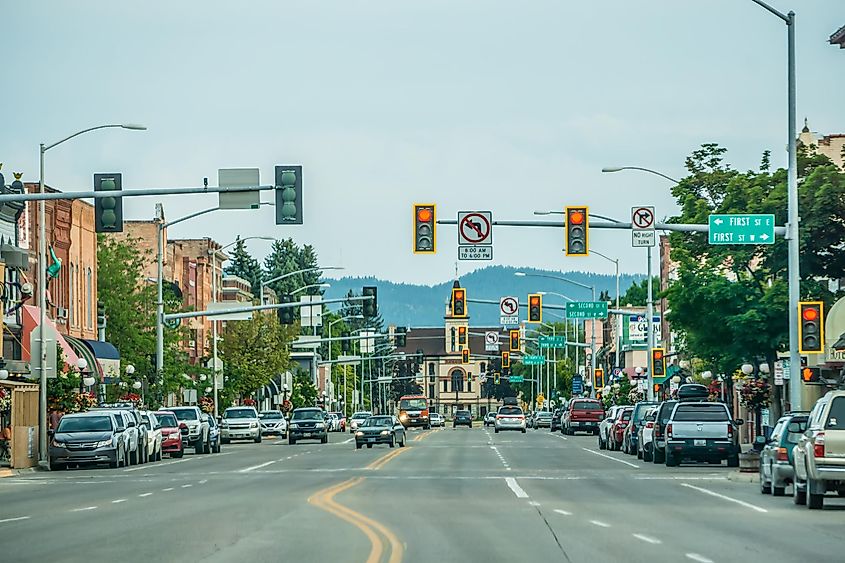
68,263,74,326
428,384,435,399
450,327,456,353
86,267,93,329
467,373,472,393
442,379,448,393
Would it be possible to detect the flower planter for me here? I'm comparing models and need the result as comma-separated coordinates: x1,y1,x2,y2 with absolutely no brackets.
738,450,760,473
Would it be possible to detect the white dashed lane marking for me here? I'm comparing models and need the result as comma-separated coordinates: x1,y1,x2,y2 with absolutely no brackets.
680,483,768,513
632,533,662,545
0,516,31,524
505,477,529,498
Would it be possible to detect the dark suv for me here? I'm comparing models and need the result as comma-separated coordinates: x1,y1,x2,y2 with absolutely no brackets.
288,408,329,444
453,410,472,428
651,400,678,464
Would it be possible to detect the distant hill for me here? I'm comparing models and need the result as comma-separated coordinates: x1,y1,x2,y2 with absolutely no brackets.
324,265,644,326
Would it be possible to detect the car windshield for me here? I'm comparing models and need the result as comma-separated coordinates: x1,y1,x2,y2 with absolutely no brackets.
672,404,729,422
171,409,198,421
57,416,113,433
499,407,522,415
786,418,808,442
224,409,256,419
363,416,393,427
260,412,284,419
659,402,678,423
156,413,178,427
826,398,845,429
292,410,324,421
352,413,372,420
573,401,600,410
400,398,427,410
633,403,657,422
621,411,633,420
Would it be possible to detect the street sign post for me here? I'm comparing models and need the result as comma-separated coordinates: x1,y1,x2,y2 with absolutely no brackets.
500,296,519,326
708,214,775,245
522,355,544,366
458,211,493,261
631,206,656,247
538,335,566,348
565,301,608,319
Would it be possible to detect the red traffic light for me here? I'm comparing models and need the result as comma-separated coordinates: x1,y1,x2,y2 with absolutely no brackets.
417,207,433,222
653,350,663,360
802,307,819,321
568,210,585,224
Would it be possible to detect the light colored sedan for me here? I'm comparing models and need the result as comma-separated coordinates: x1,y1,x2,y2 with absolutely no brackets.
429,413,445,427
139,410,163,462
636,406,658,461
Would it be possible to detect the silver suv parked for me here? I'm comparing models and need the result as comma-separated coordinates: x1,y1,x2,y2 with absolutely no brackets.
169,406,211,454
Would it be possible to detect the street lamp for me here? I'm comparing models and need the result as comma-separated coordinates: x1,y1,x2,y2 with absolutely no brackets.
38,123,146,465
701,370,713,379
328,315,364,415
260,267,344,305
291,282,331,295
0,369,8,380
741,363,755,376
77,358,95,388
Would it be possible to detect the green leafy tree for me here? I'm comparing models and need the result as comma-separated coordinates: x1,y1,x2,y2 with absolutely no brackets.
291,368,318,409
619,277,659,307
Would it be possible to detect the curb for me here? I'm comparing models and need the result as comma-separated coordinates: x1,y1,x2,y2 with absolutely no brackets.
0,466,42,478
727,470,759,483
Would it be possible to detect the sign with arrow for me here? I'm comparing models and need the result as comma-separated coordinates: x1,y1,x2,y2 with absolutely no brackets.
485,331,500,351
708,214,775,245
500,296,519,326
458,211,493,261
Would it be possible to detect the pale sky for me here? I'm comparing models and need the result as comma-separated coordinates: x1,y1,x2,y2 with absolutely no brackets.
3,1,843,285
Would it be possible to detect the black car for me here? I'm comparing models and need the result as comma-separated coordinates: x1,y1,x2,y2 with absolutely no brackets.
550,409,563,432
288,408,329,444
453,410,472,428
355,415,407,449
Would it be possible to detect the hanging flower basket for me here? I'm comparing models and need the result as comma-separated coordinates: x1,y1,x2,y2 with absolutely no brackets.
242,398,256,407
119,393,142,404
0,388,11,413
199,396,214,413
739,377,770,410
707,380,722,402
74,392,98,411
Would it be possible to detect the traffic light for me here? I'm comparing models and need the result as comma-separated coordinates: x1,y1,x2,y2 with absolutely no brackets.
97,301,106,330
509,329,520,352
394,326,407,347
801,367,820,383
94,173,124,233
565,206,589,256
651,348,666,378
501,351,510,369
462,348,470,364
413,204,436,253
594,368,604,389
277,294,295,325
452,287,467,318
799,301,824,354
494,373,500,385
458,326,467,346
653,383,661,395
362,286,378,318
275,165,303,225
528,294,542,323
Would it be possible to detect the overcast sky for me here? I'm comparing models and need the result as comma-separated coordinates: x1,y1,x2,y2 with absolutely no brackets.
3,1,843,285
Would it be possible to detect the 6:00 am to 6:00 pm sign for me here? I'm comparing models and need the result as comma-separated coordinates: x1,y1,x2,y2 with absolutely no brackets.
458,246,492,260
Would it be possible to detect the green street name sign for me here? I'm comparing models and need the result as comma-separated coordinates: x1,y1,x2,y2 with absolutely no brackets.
565,301,608,319
538,335,566,348
522,355,545,366
708,214,775,245
507,375,524,383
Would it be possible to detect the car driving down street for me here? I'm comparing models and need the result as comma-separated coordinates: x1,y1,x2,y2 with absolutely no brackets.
355,415,407,449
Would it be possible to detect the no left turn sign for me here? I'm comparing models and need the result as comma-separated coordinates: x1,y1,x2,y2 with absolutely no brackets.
458,211,493,245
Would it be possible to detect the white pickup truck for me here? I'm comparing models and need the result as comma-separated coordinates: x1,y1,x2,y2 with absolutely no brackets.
664,402,741,467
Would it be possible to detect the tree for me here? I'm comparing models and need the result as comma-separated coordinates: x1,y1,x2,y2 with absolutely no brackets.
619,277,659,307
291,368,318,409
224,237,263,296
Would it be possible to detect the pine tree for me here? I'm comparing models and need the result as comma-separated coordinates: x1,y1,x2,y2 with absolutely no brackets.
224,237,263,296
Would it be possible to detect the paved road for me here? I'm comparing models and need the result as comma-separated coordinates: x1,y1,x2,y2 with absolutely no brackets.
1,427,843,562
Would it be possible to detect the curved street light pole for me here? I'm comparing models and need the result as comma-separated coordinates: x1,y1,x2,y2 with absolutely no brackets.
38,123,146,466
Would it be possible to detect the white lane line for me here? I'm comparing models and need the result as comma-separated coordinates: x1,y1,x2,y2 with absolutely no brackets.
581,448,640,468
680,483,768,513
71,506,98,512
505,477,529,499
632,533,661,545
529,501,541,506
181,484,192,488
589,520,611,528
342,437,354,444
553,509,572,516
198,479,207,484
239,460,276,473
111,499,127,504
162,488,174,492
0,516,31,523
686,554,714,563
138,493,153,498
124,457,194,472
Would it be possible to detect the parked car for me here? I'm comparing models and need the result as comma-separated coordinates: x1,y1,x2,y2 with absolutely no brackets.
453,410,473,428
355,415,406,449
156,410,184,458
793,390,845,509
259,410,288,437
49,411,128,470
221,406,261,444
349,411,373,433
664,401,741,467
760,412,808,496
598,406,630,450
636,406,658,461
328,412,346,432
651,400,678,464
495,405,526,433
563,399,605,435
90,406,147,464
169,406,211,454
534,411,553,429
623,401,657,455
550,409,563,432
609,407,634,451
289,407,329,444
430,412,445,427
484,412,497,427
139,410,163,462
206,413,221,453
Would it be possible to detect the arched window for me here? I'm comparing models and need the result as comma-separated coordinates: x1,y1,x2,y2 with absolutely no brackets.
86,267,93,328
68,263,75,326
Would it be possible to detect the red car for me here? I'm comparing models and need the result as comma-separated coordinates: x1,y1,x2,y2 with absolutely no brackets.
156,410,184,458
609,407,634,451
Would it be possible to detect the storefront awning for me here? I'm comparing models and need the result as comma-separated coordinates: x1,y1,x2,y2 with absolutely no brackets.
65,336,121,381
20,305,79,370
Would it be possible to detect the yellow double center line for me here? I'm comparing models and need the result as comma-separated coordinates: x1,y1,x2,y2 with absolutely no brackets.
413,428,438,442
308,449,408,562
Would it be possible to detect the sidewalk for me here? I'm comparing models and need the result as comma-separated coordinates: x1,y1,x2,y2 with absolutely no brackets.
0,466,41,478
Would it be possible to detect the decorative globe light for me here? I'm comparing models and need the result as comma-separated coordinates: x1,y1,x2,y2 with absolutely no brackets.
635,367,643,375
701,371,712,379
759,363,771,374
125,364,136,375
82,376,96,387
205,387,212,393
132,381,142,389
741,363,754,375
679,360,690,370
0,369,9,380
76,358,88,371
200,374,207,382
672,375,682,384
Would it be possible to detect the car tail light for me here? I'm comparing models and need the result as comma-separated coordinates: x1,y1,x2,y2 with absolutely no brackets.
654,426,662,437
666,424,673,438
776,447,789,462
727,424,733,439
814,432,825,458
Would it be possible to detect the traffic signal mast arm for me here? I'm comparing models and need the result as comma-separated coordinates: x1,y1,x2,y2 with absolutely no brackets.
162,296,372,321
435,218,788,236
0,183,281,203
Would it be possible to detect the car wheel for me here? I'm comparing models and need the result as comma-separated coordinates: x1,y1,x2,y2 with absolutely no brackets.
495,428,499,433
172,449,183,458
665,453,679,467
773,486,786,497
808,492,824,510
521,428,526,434
400,435,406,447
129,448,137,465
367,443,373,448
637,447,643,459
389,437,395,448
195,440,204,455
643,445,653,462
221,438,230,444
321,435,328,444
50,461,65,471
356,442,362,449
254,435,262,444
727,454,740,468
760,477,772,495
793,478,807,505
598,437,605,450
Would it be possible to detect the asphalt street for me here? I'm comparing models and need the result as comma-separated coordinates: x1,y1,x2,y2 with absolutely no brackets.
1,427,843,563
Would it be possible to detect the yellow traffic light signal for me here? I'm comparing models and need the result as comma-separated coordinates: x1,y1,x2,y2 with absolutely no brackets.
452,287,467,318
501,351,510,369
528,294,542,323
458,325,467,346
651,348,666,377
594,368,604,389
461,347,470,364
799,301,824,354
509,329,520,352
413,204,436,253
565,206,589,256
